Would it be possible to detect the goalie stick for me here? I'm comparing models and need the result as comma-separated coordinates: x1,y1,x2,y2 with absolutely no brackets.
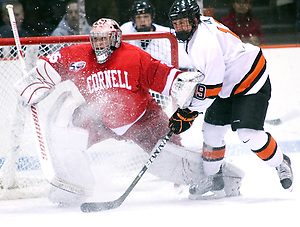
6,3,58,186
6,5,88,196
80,130,173,212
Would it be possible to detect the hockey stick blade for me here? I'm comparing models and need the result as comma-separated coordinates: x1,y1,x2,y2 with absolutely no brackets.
80,130,173,212
265,118,282,125
80,182,134,212
80,199,122,212
265,109,300,126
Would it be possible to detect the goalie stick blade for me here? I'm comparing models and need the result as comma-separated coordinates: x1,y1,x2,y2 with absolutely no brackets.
81,200,121,212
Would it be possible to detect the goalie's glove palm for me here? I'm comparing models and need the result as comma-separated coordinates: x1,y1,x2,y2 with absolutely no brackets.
169,108,199,134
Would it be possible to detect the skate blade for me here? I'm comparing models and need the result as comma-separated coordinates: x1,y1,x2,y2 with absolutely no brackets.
189,189,226,200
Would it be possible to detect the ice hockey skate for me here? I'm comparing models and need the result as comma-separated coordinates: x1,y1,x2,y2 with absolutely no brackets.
189,162,244,200
276,154,293,191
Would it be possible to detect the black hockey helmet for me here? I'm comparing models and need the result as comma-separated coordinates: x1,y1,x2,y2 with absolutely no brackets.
168,0,201,41
130,0,155,19
168,0,201,21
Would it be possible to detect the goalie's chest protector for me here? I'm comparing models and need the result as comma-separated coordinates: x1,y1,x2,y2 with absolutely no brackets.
44,42,172,129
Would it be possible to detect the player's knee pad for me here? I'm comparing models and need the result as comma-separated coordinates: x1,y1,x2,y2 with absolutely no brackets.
237,128,268,150
202,122,229,147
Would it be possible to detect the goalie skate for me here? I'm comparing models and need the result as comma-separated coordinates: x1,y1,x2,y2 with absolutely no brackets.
188,162,244,200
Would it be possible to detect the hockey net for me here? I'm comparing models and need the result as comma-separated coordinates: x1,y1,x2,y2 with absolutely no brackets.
0,32,178,200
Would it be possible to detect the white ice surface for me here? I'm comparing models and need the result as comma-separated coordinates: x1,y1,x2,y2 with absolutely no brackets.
1,47,300,227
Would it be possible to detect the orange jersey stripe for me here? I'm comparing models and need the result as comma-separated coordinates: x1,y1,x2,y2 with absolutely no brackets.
202,143,226,162
233,50,266,96
217,27,241,40
214,18,241,40
206,86,222,98
252,133,277,161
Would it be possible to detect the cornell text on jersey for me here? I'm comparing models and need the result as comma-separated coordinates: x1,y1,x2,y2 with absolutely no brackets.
87,70,132,93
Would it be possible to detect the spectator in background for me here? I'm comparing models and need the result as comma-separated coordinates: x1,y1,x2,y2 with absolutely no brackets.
121,0,194,70
0,0,32,38
115,0,175,26
51,0,91,36
221,0,265,46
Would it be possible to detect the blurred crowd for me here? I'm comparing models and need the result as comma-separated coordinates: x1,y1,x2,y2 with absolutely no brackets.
0,0,177,37
0,0,299,44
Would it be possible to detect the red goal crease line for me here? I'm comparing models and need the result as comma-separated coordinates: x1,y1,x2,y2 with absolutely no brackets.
0,32,179,68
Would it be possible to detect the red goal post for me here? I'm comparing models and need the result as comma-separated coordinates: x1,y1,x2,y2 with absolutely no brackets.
0,32,178,200
0,32,179,68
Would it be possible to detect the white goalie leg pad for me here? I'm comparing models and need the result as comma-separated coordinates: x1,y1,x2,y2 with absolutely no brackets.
47,126,95,206
36,80,95,206
148,141,206,185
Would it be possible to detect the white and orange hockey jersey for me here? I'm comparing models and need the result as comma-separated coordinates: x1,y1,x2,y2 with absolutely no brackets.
186,16,269,113
40,42,180,134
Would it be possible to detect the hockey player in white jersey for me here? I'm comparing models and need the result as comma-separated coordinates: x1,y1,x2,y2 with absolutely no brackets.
168,0,293,198
120,0,193,70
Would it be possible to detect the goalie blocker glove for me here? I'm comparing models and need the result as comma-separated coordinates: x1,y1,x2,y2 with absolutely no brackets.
169,108,199,134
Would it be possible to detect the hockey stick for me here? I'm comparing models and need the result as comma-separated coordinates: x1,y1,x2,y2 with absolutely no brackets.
6,5,89,195
80,130,174,212
265,108,300,125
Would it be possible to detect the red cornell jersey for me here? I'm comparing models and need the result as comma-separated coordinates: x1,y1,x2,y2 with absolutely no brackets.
42,42,179,131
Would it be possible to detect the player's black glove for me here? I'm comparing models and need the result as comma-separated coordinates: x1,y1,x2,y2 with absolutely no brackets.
169,108,199,134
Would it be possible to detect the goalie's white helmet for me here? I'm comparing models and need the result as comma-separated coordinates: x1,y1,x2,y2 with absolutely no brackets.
89,18,122,64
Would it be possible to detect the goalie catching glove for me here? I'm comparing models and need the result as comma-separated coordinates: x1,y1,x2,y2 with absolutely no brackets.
169,108,199,134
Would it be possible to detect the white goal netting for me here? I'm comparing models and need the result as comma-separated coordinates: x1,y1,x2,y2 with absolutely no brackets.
0,32,178,200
